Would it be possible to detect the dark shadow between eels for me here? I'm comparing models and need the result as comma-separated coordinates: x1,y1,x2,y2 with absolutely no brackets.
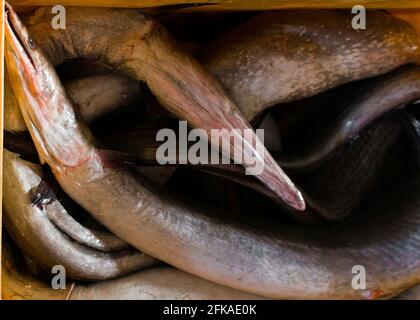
5,103,410,224
92,114,404,223
276,66,420,170
90,64,415,223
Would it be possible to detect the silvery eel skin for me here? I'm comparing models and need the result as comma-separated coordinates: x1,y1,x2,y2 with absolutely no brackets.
1,238,264,300
277,66,420,170
95,115,402,223
4,65,141,132
202,10,420,121
22,5,304,211
5,116,401,223
5,4,420,299
3,149,158,281
3,6,157,281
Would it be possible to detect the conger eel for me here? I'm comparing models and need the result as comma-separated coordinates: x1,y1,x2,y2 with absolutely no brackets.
3,149,158,281
21,5,304,211
202,10,420,121
5,4,420,299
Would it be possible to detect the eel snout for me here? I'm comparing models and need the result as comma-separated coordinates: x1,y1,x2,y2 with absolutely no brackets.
5,3,95,170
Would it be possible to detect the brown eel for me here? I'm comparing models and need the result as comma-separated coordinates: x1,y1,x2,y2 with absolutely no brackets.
202,10,420,121
1,235,264,300
3,149,158,281
3,11,159,281
4,65,141,132
21,5,304,211
199,115,404,222
277,66,420,170
5,4,420,299
94,114,402,223
11,114,400,223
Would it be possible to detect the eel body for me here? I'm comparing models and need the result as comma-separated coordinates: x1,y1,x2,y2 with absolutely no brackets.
4,4,420,299
4,66,141,132
22,5,304,211
1,238,263,300
277,66,420,170
3,149,158,281
202,10,420,121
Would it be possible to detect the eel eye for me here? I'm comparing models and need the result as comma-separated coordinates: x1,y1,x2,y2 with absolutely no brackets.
28,38,37,50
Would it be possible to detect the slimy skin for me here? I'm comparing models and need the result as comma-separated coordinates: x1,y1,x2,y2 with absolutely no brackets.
277,66,420,170
202,10,420,121
3,149,158,281
64,74,141,123
69,267,265,300
22,5,304,211
201,116,403,222
95,115,401,222
4,66,141,132
44,200,130,252
4,57,152,259
5,4,420,299
93,85,405,222
1,239,264,300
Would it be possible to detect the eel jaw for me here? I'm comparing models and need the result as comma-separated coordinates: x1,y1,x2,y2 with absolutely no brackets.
4,3,94,171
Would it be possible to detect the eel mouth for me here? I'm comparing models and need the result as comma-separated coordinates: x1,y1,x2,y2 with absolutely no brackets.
5,3,36,69
4,3,95,170
5,3,54,166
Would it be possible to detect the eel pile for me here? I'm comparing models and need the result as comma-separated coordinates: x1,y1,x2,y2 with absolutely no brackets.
2,3,420,300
